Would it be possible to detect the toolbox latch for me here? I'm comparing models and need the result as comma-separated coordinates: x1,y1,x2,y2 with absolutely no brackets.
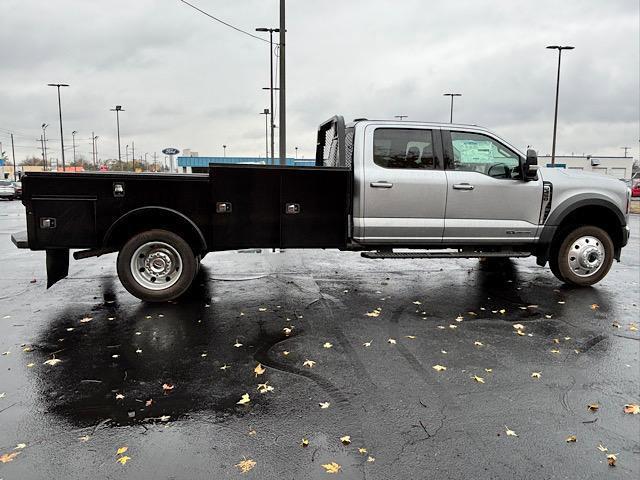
285,203,300,215
216,202,232,213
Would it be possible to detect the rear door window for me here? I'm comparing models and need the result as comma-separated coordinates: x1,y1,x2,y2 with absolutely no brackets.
373,129,438,169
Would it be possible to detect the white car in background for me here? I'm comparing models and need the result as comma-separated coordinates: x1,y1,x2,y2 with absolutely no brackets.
0,180,16,200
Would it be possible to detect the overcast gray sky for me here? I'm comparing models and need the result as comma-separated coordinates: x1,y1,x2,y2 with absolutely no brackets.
0,0,638,163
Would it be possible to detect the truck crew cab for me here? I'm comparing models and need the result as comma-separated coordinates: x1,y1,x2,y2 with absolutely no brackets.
12,116,631,302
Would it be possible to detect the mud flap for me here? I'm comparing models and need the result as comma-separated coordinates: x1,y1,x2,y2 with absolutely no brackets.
46,249,69,288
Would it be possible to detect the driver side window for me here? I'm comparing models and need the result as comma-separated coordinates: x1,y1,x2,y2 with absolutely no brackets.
450,131,520,179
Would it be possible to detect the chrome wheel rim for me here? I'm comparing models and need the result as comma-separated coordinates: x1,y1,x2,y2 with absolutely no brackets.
567,235,605,278
130,241,182,291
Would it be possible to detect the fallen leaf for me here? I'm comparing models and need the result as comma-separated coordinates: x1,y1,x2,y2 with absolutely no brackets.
159,415,171,422
116,455,131,465
531,372,541,379
145,399,153,407
474,341,484,347
405,335,417,339
413,301,422,305
449,324,458,329
340,435,351,445
115,393,125,400
513,324,525,330
220,364,231,371
237,393,251,405
235,458,257,473
436,325,446,329
590,303,599,310
323,342,333,349
505,426,518,437
283,327,294,335
358,447,367,454
135,349,142,354
485,368,493,373
365,309,381,317
597,444,608,452
456,315,464,322
362,341,372,347
303,359,316,368
234,339,243,348
623,404,639,414
367,456,375,463
162,383,174,392
301,438,309,447
78,435,90,442
0,452,20,463
0,392,5,398
516,330,526,336
473,375,485,384
80,317,93,323
257,382,274,394
43,358,62,366
607,453,617,467
499,309,506,314
432,365,447,372
116,446,128,455
22,346,32,352
14,443,26,450
566,435,577,443
564,336,571,341
112,354,119,359
550,349,560,354
558,301,565,305
545,314,553,319
587,403,599,412
319,402,330,409
322,462,342,474
387,338,397,344
630,323,638,332
254,363,266,377
441,349,447,354
552,338,560,344
26,363,35,368
258,307,267,312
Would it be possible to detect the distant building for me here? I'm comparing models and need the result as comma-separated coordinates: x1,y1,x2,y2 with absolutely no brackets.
539,155,635,180
177,156,315,174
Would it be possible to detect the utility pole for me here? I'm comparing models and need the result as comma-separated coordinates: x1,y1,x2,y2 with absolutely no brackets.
110,105,124,167
42,123,48,171
256,27,280,165
92,132,98,169
126,144,129,166
131,141,135,171
547,45,574,166
295,146,298,159
11,133,16,180
279,0,286,166
621,146,630,158
153,152,157,172
39,135,45,171
260,109,270,160
223,145,227,158
72,130,77,165
47,83,69,171
443,93,462,123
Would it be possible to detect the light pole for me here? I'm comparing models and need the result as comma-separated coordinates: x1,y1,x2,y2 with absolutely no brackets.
41,123,48,171
72,130,77,165
110,105,124,167
279,0,286,166
621,146,630,158
223,145,227,158
92,133,98,169
394,115,408,121
47,83,69,171
295,146,298,159
256,27,280,165
546,45,574,166
125,144,129,169
443,93,462,123
260,109,270,160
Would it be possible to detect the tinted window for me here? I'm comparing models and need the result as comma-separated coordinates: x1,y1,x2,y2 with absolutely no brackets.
0,181,12,186
450,131,520,179
374,129,437,169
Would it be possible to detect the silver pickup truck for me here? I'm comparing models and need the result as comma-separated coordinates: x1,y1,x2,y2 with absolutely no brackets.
12,116,631,301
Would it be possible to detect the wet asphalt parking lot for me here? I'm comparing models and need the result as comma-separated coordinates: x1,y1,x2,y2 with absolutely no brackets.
0,199,638,479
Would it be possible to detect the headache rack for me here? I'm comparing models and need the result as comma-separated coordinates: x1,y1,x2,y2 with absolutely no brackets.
315,115,354,169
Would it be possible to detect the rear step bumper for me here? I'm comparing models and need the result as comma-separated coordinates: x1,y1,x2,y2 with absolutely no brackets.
11,230,28,249
361,250,531,259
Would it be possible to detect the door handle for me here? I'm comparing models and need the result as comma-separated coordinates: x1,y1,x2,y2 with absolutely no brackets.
452,183,474,191
370,181,393,188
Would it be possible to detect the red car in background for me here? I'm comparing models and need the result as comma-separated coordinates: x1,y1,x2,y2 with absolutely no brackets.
632,179,640,197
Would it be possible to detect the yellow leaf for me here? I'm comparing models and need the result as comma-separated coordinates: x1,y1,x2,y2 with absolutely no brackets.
566,434,577,443
473,375,485,384
630,323,638,332
474,341,484,346
234,339,243,348
405,335,416,339
235,458,256,473
513,324,525,330
116,446,128,455
115,393,125,400
550,349,560,354
367,456,375,463
116,455,131,465
531,372,541,379
283,327,294,335
365,310,380,317
623,403,640,414
220,364,231,370
432,365,447,372
358,447,367,454
455,315,464,322
78,435,90,442
301,438,309,447
0,452,20,463
387,338,396,344
340,435,351,445
448,324,458,329
22,347,32,352
499,309,506,314
441,350,447,354
257,382,274,394
258,307,267,312
236,393,250,405
607,453,617,467
437,325,446,329
590,303,599,310
26,363,35,368
552,338,560,344
413,301,422,305
485,368,493,373
15,443,26,450
558,301,565,304
597,444,608,452
162,383,175,392
43,358,62,366
516,330,526,336
303,359,316,368
505,426,518,437
323,342,333,349
587,403,599,412
322,462,342,474
80,316,93,323
254,363,266,377
319,402,330,409
363,341,372,347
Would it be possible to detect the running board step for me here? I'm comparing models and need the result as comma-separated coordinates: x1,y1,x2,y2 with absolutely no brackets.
361,251,531,259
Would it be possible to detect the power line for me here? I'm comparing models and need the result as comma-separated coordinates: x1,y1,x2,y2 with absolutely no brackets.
178,0,271,44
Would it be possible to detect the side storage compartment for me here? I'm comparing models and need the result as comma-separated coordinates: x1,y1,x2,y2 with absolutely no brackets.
210,165,350,250
32,197,97,248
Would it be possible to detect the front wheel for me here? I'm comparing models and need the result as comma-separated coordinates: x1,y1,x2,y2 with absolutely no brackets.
552,225,614,287
117,229,198,302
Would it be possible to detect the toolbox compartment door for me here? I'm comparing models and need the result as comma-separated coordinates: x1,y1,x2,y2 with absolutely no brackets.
32,197,97,248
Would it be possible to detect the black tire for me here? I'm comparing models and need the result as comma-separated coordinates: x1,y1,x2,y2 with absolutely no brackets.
551,225,614,287
117,229,197,302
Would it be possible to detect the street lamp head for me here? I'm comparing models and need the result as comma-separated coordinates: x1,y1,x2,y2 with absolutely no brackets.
42,123,48,129
47,83,69,87
256,27,269,32
547,45,575,50
72,130,77,135
443,93,462,97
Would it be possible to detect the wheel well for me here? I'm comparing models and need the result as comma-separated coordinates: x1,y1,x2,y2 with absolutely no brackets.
104,208,207,254
553,205,623,248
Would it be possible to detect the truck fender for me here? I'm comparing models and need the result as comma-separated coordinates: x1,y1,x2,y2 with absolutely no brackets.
103,206,207,253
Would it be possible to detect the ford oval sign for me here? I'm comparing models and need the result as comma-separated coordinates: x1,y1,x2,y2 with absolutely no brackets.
162,148,180,155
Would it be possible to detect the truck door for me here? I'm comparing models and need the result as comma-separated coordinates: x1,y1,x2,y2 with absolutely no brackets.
442,129,542,244
360,125,447,244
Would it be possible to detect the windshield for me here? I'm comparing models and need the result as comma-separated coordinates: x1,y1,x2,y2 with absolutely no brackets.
0,180,13,186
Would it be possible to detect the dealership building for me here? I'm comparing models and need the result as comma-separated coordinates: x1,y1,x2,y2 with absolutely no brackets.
539,155,635,180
